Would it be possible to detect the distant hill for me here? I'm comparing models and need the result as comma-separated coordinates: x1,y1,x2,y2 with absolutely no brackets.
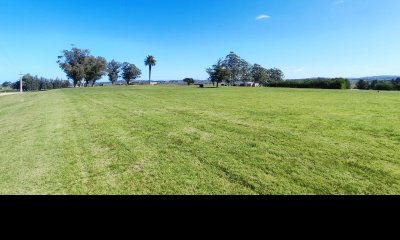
352,75,400,81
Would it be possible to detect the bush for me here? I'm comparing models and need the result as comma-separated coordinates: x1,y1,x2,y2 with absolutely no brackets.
392,78,400,91
12,74,70,92
269,78,350,90
356,80,370,90
199,84,204,88
374,82,394,91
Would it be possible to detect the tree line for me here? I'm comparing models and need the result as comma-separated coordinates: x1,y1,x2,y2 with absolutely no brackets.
9,75,70,92
206,52,284,87
57,47,157,87
1,81,13,88
355,78,400,91
269,78,351,90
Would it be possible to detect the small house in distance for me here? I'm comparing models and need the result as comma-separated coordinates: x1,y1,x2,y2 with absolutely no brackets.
233,81,261,87
245,82,260,87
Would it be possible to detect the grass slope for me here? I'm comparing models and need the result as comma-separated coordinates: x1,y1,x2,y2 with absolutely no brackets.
0,86,399,194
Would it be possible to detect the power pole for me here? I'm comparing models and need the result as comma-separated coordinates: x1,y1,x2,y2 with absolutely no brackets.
19,74,24,93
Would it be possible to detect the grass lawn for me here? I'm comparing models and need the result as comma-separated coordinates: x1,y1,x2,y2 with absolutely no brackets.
0,86,399,194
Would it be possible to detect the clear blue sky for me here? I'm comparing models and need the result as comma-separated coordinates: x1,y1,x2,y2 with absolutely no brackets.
0,0,399,83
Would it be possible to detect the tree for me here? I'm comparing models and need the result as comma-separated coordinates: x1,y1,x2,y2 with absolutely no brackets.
267,68,285,81
107,60,122,85
121,62,141,85
1,81,12,88
223,52,251,85
374,81,394,91
22,74,34,91
370,80,379,90
392,78,400,91
356,79,370,90
206,60,231,88
206,68,215,86
183,78,195,86
235,62,252,85
57,47,90,87
251,64,270,86
83,56,107,87
144,55,156,85
12,74,69,91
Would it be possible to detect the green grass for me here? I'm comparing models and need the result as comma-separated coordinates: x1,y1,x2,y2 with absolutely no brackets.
0,86,399,194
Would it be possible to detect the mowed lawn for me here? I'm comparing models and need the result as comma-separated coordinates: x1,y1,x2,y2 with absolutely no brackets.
0,86,399,194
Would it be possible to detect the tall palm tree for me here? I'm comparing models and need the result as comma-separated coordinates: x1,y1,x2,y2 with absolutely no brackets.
144,55,156,85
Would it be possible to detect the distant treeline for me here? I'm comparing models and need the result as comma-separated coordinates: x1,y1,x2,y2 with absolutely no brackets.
206,52,285,87
355,78,400,91
269,78,351,90
12,74,70,91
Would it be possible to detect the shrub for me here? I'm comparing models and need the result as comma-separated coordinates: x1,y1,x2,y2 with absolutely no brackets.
269,78,350,90
374,82,394,91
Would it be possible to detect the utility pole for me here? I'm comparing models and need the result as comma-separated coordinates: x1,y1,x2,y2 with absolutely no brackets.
19,74,24,93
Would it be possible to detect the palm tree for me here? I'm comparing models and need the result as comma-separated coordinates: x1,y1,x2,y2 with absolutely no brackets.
144,55,156,85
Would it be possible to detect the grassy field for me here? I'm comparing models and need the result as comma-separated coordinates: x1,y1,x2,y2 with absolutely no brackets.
0,86,399,194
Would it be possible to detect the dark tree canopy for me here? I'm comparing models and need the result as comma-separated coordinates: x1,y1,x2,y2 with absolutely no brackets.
122,62,142,85
356,79,370,90
57,48,90,87
12,74,69,91
251,64,270,86
267,68,285,81
107,60,122,85
183,78,195,85
206,60,231,88
392,78,400,90
207,52,284,87
223,52,251,84
1,81,12,88
83,56,107,87
374,81,395,91
269,78,350,90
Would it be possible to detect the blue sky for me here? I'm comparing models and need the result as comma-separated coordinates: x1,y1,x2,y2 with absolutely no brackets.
0,0,399,83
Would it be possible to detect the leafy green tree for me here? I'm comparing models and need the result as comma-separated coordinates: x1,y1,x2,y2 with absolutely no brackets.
370,80,379,90
269,78,350,90
238,62,253,84
183,78,195,85
207,60,231,88
144,55,156,85
1,81,12,88
22,74,35,91
251,64,270,86
206,68,216,86
391,78,400,90
83,56,107,87
356,80,370,90
374,81,395,91
223,52,251,85
267,68,285,81
57,47,90,87
107,60,122,85
122,62,142,85
12,74,69,91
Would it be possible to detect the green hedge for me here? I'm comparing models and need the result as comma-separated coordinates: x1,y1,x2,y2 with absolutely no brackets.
13,74,70,92
269,78,350,90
